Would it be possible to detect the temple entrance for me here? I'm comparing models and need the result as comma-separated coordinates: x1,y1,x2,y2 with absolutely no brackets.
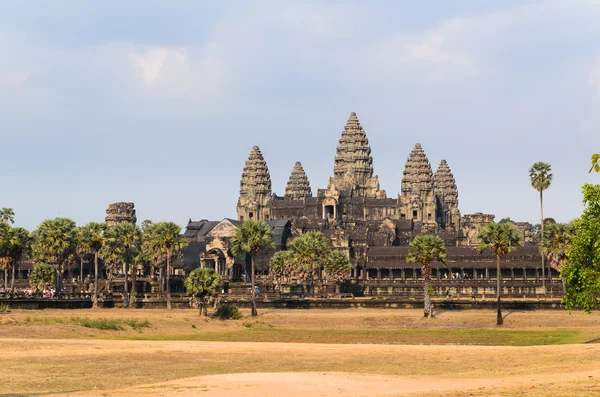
324,205,335,220
202,248,228,277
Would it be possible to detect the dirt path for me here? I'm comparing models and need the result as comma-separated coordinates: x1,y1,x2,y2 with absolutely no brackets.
55,369,600,397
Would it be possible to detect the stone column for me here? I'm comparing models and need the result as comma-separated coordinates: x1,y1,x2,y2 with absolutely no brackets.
401,269,406,280
510,268,515,281
377,269,382,280
523,267,527,281
389,268,394,280
485,267,489,280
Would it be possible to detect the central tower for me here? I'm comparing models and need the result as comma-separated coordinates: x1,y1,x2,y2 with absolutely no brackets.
327,112,384,198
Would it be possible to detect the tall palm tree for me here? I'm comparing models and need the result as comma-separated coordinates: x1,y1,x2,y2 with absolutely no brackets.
0,208,15,225
141,222,164,288
478,222,523,325
32,218,78,292
407,235,447,318
78,222,106,307
5,227,31,292
105,223,141,308
231,220,274,316
0,222,11,289
541,222,575,294
529,162,553,294
153,222,187,309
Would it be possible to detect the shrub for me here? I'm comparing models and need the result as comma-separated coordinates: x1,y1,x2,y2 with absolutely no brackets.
214,304,242,320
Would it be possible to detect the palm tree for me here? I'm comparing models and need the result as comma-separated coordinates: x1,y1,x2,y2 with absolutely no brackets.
541,222,575,294
5,227,31,292
529,162,553,294
78,222,106,307
184,268,221,316
0,208,15,225
478,222,523,325
141,222,164,288
407,235,447,318
288,232,332,297
231,220,274,316
32,218,78,292
105,223,141,308
152,222,187,309
0,222,11,289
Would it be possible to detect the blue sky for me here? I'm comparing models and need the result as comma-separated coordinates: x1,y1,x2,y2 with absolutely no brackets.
1,0,599,230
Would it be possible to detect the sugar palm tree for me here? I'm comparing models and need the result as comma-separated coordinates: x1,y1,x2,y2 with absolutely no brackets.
152,222,187,309
32,218,78,292
141,222,164,289
185,268,221,316
529,162,553,294
231,220,274,316
288,232,332,297
0,222,11,289
0,208,14,225
478,222,523,325
541,222,575,294
5,227,31,292
78,222,107,307
105,223,141,308
407,235,447,318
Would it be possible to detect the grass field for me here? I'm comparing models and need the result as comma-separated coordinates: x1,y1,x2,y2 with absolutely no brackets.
1,307,600,396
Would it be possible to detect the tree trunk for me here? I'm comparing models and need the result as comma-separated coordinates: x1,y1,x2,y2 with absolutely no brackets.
250,255,257,316
540,190,546,295
10,259,15,293
422,263,431,318
106,269,113,294
80,257,84,283
131,264,137,306
93,252,99,308
3,269,6,290
123,262,129,308
166,248,172,310
496,255,503,326
159,266,164,294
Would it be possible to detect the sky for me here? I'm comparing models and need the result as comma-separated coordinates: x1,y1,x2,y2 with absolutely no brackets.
1,0,599,231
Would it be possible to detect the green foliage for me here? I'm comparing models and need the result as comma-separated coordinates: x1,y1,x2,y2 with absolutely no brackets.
0,224,31,279
29,263,55,291
214,303,242,320
529,162,553,192
77,222,106,257
230,220,275,257
325,250,352,283
541,222,575,271
407,235,447,266
498,217,514,224
288,232,332,283
562,184,600,312
185,268,221,316
477,222,523,256
0,208,15,225
590,153,600,173
32,218,77,289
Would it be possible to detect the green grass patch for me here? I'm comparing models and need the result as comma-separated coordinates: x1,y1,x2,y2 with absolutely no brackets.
24,316,150,331
123,328,593,346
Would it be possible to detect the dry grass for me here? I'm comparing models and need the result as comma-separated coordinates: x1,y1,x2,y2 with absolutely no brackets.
1,308,600,395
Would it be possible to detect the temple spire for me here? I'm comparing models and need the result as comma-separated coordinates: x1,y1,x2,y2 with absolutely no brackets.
285,161,312,200
236,145,272,221
434,159,460,230
328,112,383,197
401,143,433,195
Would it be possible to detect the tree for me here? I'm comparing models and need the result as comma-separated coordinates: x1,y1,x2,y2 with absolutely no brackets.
288,232,332,297
529,162,553,295
561,184,600,312
0,223,11,289
498,217,514,224
32,218,77,292
541,222,575,294
406,235,447,318
5,227,31,292
78,222,107,307
104,223,141,308
590,153,600,173
29,263,55,292
152,222,187,309
0,208,14,225
269,250,295,292
324,250,352,285
478,222,523,325
185,268,221,316
231,220,274,316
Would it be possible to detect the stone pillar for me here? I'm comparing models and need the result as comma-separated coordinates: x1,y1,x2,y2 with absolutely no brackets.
510,268,515,281
535,269,539,280
389,268,394,280
523,267,527,281
413,268,417,280
377,269,382,280
401,269,406,280
473,268,477,280
485,267,489,280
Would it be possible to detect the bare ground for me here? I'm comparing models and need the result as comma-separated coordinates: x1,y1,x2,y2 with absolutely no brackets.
1,308,599,396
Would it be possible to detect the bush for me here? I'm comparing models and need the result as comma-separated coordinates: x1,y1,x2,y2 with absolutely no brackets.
214,304,242,320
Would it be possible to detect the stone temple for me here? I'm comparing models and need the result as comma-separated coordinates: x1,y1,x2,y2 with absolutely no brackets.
185,112,562,297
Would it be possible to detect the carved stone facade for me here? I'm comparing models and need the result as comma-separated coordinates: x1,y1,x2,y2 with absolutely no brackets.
433,160,460,230
236,146,272,222
285,162,312,200
105,202,137,227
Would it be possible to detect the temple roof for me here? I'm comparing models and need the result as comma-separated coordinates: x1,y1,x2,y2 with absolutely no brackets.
284,161,312,200
401,143,433,194
331,112,375,189
433,159,458,206
239,145,272,199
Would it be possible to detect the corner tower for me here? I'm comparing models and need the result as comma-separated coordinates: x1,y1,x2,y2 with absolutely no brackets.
285,161,312,200
327,112,385,198
433,160,461,230
399,143,437,228
236,146,272,221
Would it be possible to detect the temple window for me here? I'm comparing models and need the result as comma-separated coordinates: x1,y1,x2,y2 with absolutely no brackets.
412,210,418,220
249,212,254,219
